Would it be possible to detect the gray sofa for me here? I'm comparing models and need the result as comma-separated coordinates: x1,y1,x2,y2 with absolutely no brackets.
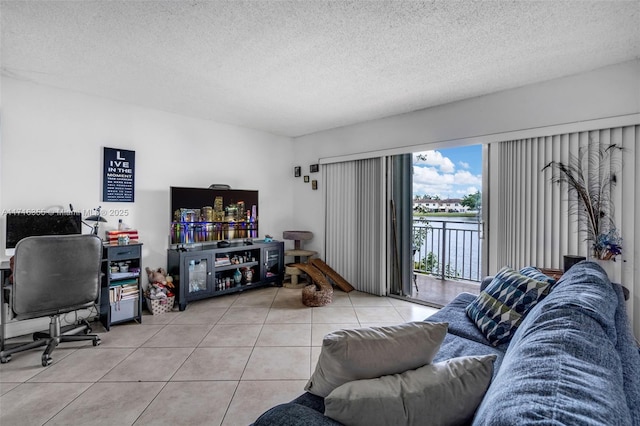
252,261,640,425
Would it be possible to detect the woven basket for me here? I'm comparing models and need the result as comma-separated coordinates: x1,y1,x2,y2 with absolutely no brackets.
146,295,175,315
294,263,334,307
302,284,333,307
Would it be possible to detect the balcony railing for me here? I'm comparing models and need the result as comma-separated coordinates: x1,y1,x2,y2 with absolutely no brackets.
413,218,482,282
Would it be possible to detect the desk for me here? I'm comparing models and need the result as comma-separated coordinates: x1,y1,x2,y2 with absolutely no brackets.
1,257,100,344
1,261,12,350
1,260,10,284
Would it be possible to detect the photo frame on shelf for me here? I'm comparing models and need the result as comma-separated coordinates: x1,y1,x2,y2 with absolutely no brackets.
304,175,310,183
310,164,319,173
312,180,318,190
294,166,301,177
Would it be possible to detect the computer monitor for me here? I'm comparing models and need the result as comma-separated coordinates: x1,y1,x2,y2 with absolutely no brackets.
4,212,82,256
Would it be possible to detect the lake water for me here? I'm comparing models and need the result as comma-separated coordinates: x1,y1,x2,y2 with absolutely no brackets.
413,215,482,281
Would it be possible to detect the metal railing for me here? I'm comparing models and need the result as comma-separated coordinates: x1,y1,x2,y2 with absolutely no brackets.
413,218,482,282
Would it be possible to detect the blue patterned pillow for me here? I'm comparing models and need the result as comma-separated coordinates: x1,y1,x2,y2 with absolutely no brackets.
519,266,556,286
466,266,554,346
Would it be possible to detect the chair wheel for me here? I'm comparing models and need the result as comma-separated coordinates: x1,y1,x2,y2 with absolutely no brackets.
93,337,101,346
1,355,11,363
42,355,52,367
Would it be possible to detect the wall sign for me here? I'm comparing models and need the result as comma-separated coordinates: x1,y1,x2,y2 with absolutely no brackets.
103,147,135,202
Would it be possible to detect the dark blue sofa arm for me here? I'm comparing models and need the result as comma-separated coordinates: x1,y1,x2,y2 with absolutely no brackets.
252,392,343,426
251,402,343,426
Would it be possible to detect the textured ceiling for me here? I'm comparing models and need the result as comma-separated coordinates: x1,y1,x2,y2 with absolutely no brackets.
1,1,639,137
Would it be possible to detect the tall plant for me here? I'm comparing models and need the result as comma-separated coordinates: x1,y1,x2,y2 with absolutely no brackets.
542,141,623,261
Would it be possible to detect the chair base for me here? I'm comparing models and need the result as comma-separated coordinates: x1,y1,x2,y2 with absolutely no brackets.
0,316,100,366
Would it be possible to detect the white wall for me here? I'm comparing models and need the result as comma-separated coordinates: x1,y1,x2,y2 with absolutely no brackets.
0,78,295,276
293,60,640,340
292,60,640,259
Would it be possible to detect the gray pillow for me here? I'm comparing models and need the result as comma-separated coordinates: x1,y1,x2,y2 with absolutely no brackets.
305,321,448,398
324,354,497,426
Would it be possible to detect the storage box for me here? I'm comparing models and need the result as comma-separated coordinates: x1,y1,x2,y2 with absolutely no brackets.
110,297,139,323
146,296,175,315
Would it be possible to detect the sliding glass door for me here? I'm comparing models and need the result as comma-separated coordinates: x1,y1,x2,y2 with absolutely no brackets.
406,146,484,306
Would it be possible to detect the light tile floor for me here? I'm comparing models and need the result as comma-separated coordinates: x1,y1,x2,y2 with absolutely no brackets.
0,287,438,426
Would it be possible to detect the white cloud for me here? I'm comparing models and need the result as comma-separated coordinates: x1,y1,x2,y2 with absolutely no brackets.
458,161,470,169
452,170,482,186
454,186,479,196
413,163,481,199
414,151,455,173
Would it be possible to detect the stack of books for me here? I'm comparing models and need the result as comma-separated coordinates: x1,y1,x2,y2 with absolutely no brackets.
215,256,231,266
109,280,139,303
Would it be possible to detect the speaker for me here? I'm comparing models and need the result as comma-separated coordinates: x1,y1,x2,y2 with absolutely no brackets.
563,255,586,272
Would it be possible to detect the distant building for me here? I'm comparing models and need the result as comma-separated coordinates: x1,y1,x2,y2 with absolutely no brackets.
413,198,469,213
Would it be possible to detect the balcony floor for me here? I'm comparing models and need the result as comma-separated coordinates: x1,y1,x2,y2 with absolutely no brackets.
409,273,480,307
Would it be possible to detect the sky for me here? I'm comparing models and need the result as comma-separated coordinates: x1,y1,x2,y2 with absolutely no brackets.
413,145,482,199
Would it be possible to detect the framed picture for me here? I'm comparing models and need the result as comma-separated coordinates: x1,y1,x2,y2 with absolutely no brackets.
304,175,310,183
294,166,301,177
103,147,135,202
312,180,318,190
310,164,319,173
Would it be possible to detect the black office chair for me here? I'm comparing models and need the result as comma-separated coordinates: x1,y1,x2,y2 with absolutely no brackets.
0,234,102,366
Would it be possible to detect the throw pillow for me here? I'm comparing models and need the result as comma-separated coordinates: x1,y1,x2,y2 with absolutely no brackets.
304,321,448,398
324,354,497,426
519,266,557,286
466,266,554,346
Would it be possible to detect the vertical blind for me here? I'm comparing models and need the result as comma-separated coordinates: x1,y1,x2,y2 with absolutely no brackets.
488,125,639,340
324,158,386,295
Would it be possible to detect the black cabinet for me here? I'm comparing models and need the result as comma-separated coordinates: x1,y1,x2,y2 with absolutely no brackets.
100,242,143,330
168,240,284,311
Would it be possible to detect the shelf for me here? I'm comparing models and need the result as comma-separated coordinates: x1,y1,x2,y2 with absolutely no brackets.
212,284,256,295
110,272,140,280
101,242,143,331
216,261,259,272
284,249,317,257
168,240,284,311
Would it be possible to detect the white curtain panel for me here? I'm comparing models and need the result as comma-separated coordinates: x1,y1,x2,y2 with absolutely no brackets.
488,125,639,340
324,158,386,295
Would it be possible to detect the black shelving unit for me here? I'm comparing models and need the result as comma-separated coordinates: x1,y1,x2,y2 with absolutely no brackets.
167,240,284,311
100,241,143,330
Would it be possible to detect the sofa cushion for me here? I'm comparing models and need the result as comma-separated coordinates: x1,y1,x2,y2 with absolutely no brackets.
432,333,505,380
427,292,508,350
473,261,633,425
465,266,553,346
324,355,497,426
304,321,448,398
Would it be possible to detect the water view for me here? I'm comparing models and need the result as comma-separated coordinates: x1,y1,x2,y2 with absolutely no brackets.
413,215,482,282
